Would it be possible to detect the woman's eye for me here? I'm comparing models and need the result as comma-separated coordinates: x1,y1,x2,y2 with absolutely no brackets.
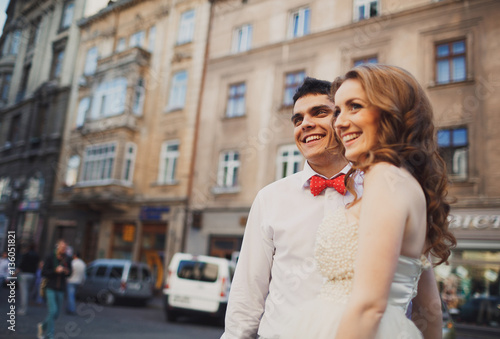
350,103,362,111
333,109,341,117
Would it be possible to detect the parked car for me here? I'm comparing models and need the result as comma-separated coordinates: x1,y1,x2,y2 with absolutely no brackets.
456,296,500,326
442,300,457,339
163,253,235,323
77,259,154,306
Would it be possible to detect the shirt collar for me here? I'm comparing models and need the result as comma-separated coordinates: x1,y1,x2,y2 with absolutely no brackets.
301,161,352,189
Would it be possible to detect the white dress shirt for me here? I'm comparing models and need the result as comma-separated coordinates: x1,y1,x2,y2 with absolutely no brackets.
67,258,86,284
222,162,357,339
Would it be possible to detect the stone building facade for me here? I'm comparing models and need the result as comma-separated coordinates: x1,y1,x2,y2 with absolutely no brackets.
0,0,87,257
48,0,210,289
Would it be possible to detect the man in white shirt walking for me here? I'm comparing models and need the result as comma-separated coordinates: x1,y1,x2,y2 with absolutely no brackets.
221,78,352,339
66,252,86,315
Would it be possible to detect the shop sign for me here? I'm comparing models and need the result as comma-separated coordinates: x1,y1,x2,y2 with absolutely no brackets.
449,214,500,230
18,201,40,211
140,206,170,221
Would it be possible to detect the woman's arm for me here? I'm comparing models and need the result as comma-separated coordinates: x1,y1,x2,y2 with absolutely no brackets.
335,163,425,339
412,266,443,338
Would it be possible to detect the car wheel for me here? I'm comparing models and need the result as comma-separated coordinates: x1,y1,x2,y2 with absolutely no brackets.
166,310,177,323
99,291,115,306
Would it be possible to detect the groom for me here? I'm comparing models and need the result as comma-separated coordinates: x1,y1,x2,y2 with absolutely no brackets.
221,77,351,339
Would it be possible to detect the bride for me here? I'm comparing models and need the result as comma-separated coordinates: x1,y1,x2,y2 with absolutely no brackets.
283,64,456,339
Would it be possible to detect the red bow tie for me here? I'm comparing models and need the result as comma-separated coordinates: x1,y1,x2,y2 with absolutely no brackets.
310,174,346,196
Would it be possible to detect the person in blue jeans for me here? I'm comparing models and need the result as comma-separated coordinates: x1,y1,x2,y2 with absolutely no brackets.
38,240,72,339
66,251,86,315
17,242,39,315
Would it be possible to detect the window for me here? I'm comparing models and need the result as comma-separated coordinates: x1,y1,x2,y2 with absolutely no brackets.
167,70,188,111
11,30,21,55
276,144,303,179
95,266,107,277
437,127,468,180
129,30,145,48
354,0,379,21
51,48,65,79
148,26,156,52
32,106,47,140
110,266,124,279
288,7,310,39
0,73,12,102
0,177,11,202
76,97,90,127
17,64,31,103
177,10,195,45
83,47,98,75
90,77,127,119
8,115,21,145
226,83,246,118
232,24,252,53
353,56,378,66
24,176,44,201
1,30,21,56
132,78,145,115
28,19,41,50
176,260,218,282
435,40,466,85
65,155,80,187
122,143,137,184
217,151,240,188
60,1,75,30
116,38,126,52
81,142,117,183
158,140,179,184
283,70,305,106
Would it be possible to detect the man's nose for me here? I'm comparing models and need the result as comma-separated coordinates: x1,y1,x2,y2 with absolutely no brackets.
301,115,315,129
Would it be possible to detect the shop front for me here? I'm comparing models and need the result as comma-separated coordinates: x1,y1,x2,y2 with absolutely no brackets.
436,209,500,328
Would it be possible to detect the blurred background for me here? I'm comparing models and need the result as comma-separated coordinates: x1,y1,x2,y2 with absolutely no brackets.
0,0,499,337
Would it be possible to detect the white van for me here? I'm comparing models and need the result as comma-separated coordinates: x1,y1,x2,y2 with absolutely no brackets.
163,253,235,323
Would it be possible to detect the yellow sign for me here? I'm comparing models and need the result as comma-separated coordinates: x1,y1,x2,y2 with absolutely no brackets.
123,224,135,242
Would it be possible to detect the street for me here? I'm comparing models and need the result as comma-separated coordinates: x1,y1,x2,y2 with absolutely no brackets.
3,285,500,339
0,286,224,339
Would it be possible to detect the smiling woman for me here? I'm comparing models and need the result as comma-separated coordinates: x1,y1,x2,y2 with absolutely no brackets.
333,79,381,163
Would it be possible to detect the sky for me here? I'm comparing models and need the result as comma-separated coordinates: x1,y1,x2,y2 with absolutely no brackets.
0,0,9,33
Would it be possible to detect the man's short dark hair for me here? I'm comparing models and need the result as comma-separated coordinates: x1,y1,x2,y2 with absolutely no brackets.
292,77,332,106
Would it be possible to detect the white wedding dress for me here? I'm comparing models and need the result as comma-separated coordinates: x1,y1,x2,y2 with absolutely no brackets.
282,207,429,338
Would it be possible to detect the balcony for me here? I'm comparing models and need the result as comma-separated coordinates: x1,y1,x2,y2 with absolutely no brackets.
79,113,139,135
67,182,134,212
96,47,151,74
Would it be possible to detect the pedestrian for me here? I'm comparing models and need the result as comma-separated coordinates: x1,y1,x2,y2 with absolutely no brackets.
17,242,39,315
66,252,86,315
222,77,353,339
0,251,8,288
33,260,45,305
38,239,72,339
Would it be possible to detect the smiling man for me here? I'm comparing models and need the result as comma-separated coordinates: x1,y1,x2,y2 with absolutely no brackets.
221,77,352,339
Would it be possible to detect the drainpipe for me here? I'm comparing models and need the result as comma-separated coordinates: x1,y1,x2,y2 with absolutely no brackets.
182,0,216,252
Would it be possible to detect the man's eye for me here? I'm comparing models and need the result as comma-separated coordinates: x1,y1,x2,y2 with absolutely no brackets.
293,118,302,126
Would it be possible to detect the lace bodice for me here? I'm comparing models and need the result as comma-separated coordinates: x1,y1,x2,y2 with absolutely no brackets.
315,208,358,301
314,207,430,312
